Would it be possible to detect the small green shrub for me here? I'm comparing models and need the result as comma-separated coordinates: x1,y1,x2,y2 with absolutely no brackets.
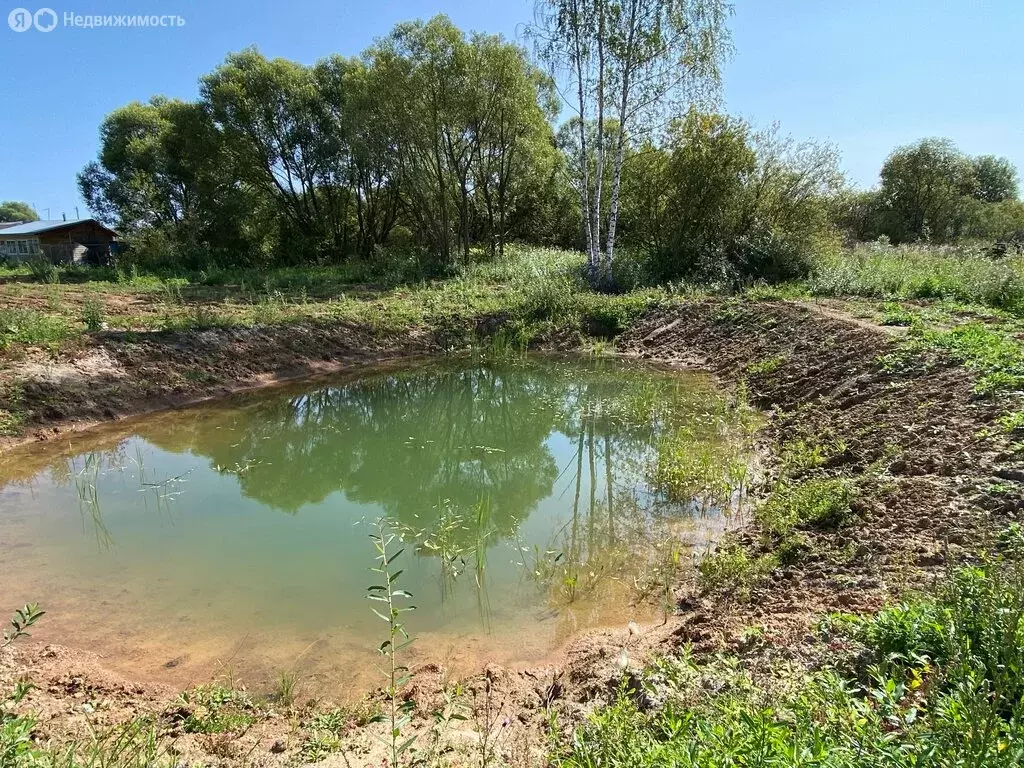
880,302,918,327
997,410,1024,433
1,604,45,766
174,684,259,734
697,543,776,599
775,530,812,565
81,296,105,332
745,355,784,376
997,522,1024,559
26,255,59,284
299,730,342,763
756,478,852,536
852,597,947,665
780,438,827,473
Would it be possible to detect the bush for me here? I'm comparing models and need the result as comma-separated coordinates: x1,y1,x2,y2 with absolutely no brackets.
756,478,852,536
840,562,1024,709
81,296,105,331
26,255,59,284
697,543,776,599
623,112,843,285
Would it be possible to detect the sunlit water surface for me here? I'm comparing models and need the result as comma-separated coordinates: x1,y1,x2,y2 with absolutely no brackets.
0,357,753,696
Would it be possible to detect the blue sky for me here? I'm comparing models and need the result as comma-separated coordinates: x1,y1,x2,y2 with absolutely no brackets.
1,0,1022,219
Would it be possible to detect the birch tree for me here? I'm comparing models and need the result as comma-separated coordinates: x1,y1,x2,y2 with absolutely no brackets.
532,0,732,287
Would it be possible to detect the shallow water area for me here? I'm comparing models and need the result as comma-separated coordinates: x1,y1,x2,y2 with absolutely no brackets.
0,356,753,697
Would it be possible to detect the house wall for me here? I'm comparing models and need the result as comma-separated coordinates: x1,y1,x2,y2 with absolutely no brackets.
0,222,117,263
0,237,40,257
38,222,116,246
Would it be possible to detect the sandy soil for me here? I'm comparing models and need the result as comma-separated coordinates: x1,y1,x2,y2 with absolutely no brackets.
1,298,1019,766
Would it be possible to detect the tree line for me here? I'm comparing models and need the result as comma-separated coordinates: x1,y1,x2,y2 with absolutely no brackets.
839,138,1022,246
78,16,575,273
33,4,1013,284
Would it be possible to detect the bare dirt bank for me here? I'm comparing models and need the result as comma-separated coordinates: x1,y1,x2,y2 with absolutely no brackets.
2,298,1019,766
1,320,435,452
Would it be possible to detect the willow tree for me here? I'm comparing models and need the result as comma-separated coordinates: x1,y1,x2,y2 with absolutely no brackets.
532,0,732,287
201,49,351,257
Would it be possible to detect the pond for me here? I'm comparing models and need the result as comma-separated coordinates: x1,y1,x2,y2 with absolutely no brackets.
0,356,755,697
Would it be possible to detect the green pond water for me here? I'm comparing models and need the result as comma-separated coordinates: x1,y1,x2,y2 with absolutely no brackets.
0,356,753,696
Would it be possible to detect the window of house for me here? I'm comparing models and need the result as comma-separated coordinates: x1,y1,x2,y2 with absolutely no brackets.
17,240,29,255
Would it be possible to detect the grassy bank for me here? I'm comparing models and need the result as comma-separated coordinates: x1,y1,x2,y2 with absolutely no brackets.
558,557,1024,768
0,247,665,353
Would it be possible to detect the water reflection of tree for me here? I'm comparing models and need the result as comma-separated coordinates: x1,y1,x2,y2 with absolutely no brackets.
141,364,563,542
530,365,751,608
23,358,746,575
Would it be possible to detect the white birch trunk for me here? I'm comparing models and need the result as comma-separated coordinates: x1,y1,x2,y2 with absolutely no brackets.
589,3,607,286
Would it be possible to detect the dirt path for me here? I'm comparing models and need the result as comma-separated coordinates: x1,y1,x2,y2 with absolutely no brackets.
791,297,908,336
2,298,1018,767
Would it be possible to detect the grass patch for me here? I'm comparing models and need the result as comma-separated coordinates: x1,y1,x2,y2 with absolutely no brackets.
297,702,382,763
745,355,785,376
997,410,1024,433
756,478,853,536
173,683,260,734
910,322,1024,396
778,434,847,475
0,308,76,349
697,543,777,600
557,560,1024,768
0,381,25,436
0,246,672,354
825,561,1024,707
809,242,1024,313
880,301,919,327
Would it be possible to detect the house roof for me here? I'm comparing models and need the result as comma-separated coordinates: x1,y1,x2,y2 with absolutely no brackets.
0,219,118,237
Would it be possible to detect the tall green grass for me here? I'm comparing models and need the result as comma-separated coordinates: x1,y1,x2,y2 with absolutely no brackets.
810,242,1024,312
